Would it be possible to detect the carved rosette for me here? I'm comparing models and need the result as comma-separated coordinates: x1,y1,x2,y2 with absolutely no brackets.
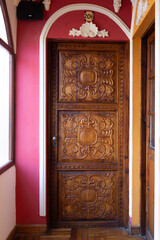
59,172,116,220
59,52,116,102
59,112,116,162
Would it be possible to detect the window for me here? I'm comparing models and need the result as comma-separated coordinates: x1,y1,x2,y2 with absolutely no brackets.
0,0,14,173
148,36,155,148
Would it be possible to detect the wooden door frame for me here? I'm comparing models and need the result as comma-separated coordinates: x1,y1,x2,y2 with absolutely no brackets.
46,40,129,229
141,24,155,235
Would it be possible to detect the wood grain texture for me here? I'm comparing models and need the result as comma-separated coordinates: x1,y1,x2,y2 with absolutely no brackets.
59,171,117,221
47,42,129,228
14,227,146,240
59,51,117,102
6,226,16,240
58,111,116,163
129,226,141,236
16,225,47,234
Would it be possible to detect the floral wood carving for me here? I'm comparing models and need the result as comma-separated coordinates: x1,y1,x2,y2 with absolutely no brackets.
57,163,118,170
69,22,109,38
60,172,116,220
49,43,126,227
59,52,116,102
59,112,115,162
136,0,148,25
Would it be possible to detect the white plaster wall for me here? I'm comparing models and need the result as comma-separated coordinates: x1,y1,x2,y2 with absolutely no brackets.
5,0,17,52
0,166,16,240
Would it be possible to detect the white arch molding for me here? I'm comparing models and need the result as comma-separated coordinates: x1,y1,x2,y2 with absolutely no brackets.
39,3,131,216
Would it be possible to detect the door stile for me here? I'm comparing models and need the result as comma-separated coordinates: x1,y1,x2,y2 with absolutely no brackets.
47,42,59,227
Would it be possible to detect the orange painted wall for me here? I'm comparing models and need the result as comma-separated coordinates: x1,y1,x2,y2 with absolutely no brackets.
132,37,141,226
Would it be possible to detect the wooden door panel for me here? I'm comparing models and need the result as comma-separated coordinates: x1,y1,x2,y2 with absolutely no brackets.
59,51,118,103
58,171,117,221
58,111,117,163
48,42,129,228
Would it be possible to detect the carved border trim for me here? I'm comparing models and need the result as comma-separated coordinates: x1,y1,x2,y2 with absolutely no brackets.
57,163,118,171
57,104,118,111
58,43,121,50
119,45,125,225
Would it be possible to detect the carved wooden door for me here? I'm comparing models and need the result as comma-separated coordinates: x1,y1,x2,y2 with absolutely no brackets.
47,42,129,228
146,32,155,240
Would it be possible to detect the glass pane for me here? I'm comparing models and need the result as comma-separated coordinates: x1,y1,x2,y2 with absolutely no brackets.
150,114,155,148
150,78,155,112
150,41,155,75
0,45,10,167
0,6,8,43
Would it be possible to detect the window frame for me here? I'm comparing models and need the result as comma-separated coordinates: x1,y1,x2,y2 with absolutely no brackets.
0,0,15,174
147,32,155,149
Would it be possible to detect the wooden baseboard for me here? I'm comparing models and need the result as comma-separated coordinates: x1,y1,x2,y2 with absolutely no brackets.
128,222,141,235
7,226,16,240
130,226,141,235
16,224,47,234
146,229,154,240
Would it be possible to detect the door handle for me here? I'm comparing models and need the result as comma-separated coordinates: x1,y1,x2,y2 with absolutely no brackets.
147,184,150,190
52,136,58,146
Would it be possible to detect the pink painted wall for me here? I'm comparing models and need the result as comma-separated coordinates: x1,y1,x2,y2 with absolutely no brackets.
16,0,131,224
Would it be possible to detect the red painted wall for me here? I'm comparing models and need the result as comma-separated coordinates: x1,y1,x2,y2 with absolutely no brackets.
47,11,129,41
16,0,131,224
